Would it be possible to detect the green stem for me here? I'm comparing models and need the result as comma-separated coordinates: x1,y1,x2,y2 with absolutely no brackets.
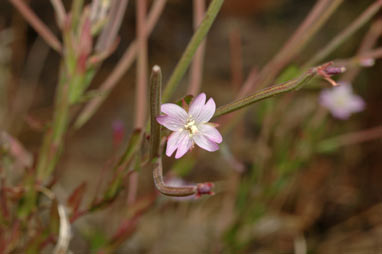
36,65,70,181
305,0,382,67
161,0,224,102
213,67,319,117
71,0,84,31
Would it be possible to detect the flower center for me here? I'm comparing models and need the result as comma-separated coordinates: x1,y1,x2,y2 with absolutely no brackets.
334,95,349,108
184,118,198,136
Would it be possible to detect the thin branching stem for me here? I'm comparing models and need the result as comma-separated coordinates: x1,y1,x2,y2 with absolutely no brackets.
95,0,129,52
134,0,148,128
305,0,382,67
187,0,206,96
318,125,382,152
342,18,382,81
50,0,66,28
9,0,62,52
252,0,343,91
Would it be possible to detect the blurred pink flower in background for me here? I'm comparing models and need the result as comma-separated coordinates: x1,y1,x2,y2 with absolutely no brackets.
112,119,125,147
320,82,365,120
157,93,222,158
359,58,375,67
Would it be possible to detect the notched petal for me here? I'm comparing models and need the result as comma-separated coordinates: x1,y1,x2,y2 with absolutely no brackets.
166,131,185,157
189,93,206,119
195,98,216,123
156,115,183,131
193,134,219,152
198,123,222,143
161,103,188,123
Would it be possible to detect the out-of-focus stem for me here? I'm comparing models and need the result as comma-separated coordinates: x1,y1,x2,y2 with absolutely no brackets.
36,64,70,181
357,47,382,59
71,0,85,31
254,0,343,90
187,0,206,96
134,0,148,128
229,28,244,91
9,38,49,134
318,125,382,152
342,18,382,81
9,0,62,52
357,19,382,53
74,0,167,129
305,0,382,67
95,0,129,53
127,0,148,205
50,0,66,28
162,0,224,102
337,47,382,66
53,204,71,254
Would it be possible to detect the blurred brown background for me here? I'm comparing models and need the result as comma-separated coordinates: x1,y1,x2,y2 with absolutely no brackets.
1,0,382,253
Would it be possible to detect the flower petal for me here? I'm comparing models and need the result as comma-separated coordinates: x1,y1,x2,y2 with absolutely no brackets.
189,93,206,120
175,134,193,159
195,98,216,123
319,89,333,108
198,123,222,143
328,107,348,119
193,133,219,152
348,95,365,113
166,130,187,157
161,103,188,124
156,115,183,131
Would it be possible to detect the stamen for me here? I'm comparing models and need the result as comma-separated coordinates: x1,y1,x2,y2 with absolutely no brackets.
184,118,198,136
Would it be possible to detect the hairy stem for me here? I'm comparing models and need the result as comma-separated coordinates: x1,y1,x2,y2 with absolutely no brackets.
149,66,162,160
214,62,340,117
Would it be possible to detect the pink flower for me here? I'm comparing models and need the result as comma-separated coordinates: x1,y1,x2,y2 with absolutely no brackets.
156,93,223,159
359,58,375,67
320,82,365,120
